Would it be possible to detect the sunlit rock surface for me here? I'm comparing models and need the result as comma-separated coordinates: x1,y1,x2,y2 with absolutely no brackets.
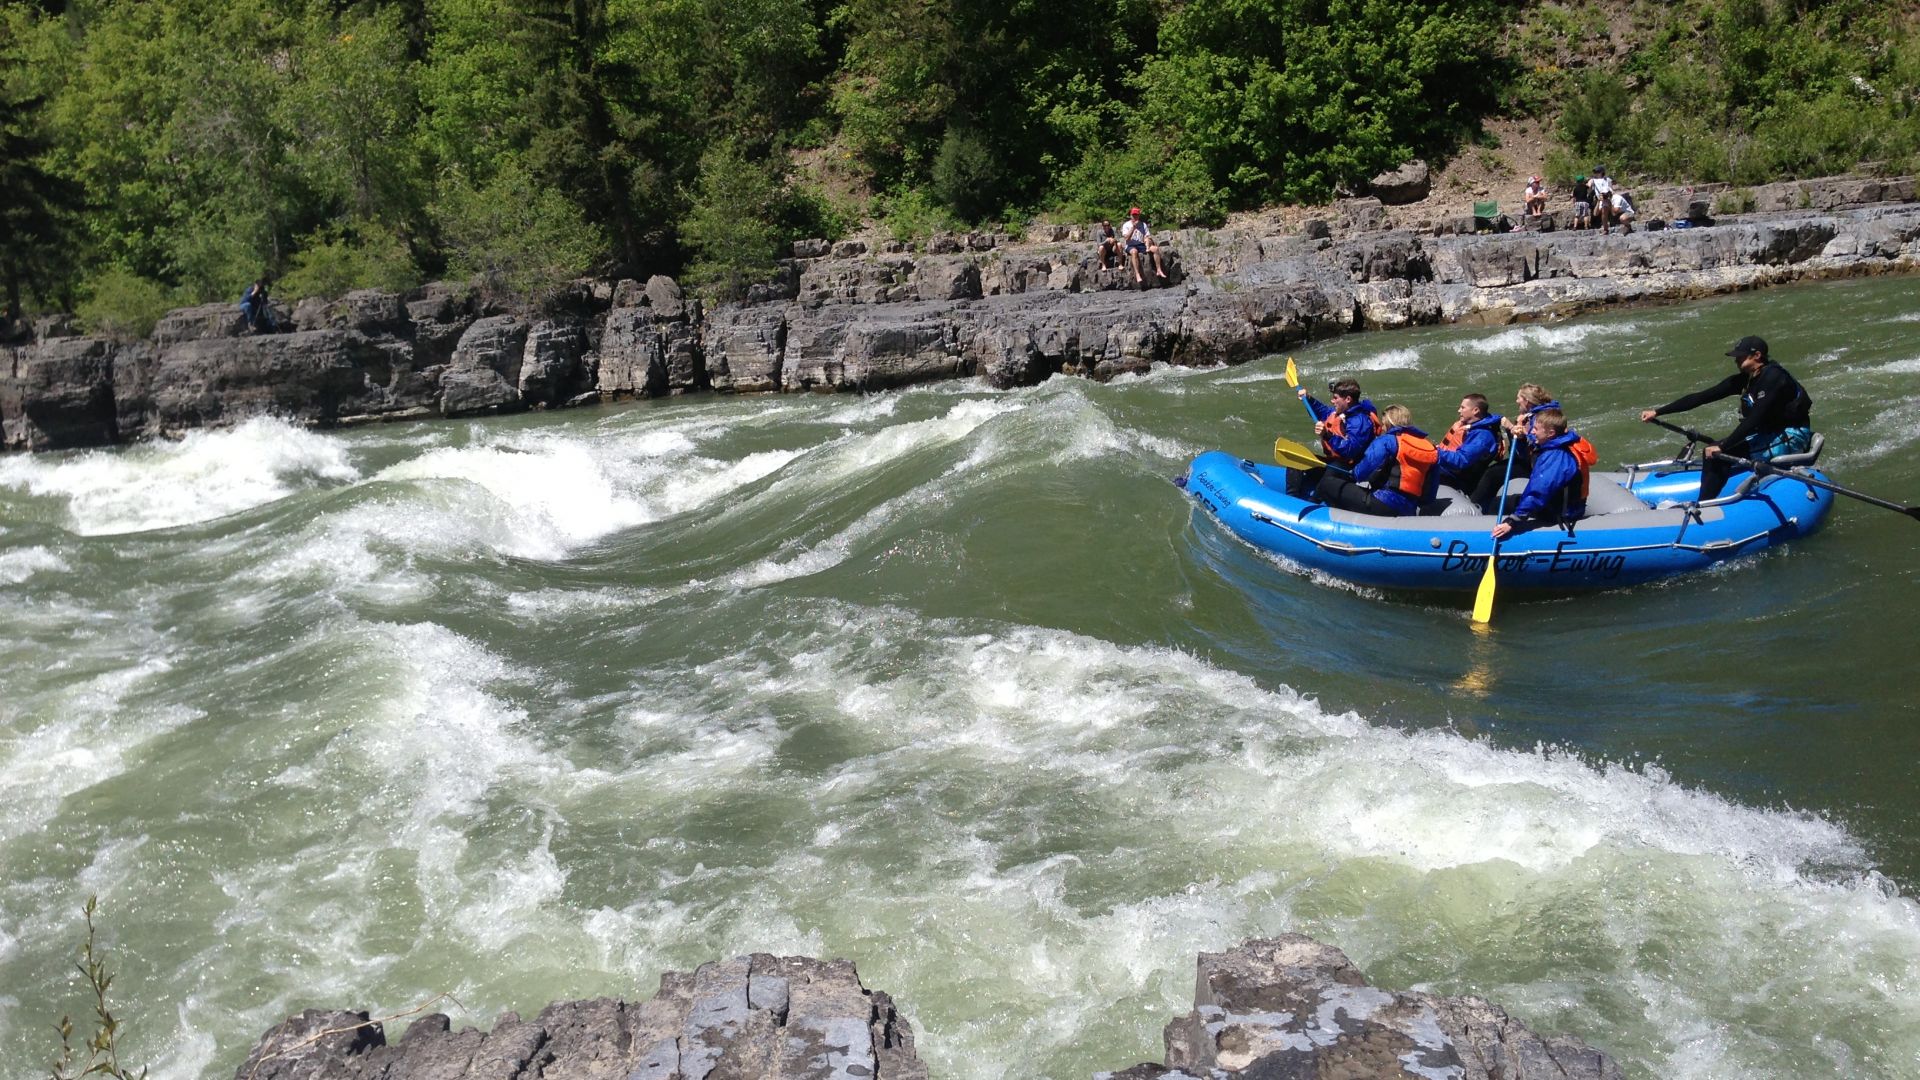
6,173,1916,451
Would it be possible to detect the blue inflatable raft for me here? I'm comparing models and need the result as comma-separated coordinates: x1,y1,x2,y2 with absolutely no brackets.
1181,440,1835,593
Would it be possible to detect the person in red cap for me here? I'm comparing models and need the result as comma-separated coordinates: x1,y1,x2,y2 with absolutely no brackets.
1522,176,1547,222
1639,334,1814,500
1118,206,1166,284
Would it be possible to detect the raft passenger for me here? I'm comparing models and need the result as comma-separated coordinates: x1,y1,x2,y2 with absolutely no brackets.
1286,378,1382,497
1310,404,1438,517
1639,335,1813,501
1491,408,1593,539
1434,393,1504,501
1472,383,1555,511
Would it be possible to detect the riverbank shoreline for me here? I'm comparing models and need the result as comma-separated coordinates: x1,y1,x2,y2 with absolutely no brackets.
4,173,1915,453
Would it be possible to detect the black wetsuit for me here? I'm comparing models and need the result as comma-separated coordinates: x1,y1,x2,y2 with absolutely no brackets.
1652,361,1812,500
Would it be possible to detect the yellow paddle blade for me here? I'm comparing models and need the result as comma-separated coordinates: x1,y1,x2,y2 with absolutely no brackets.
1273,436,1322,470
1284,356,1300,388
1470,557,1498,624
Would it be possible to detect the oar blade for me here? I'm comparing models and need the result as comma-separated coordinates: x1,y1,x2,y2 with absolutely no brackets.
1471,559,1498,624
1284,357,1299,388
1273,436,1321,470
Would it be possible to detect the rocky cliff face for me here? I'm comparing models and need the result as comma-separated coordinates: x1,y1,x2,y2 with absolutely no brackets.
231,937,1617,1080
4,174,1916,453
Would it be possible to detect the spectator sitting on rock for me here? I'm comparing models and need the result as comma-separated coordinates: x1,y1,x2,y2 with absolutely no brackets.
1571,175,1592,230
1119,207,1167,285
1610,189,1637,235
1589,166,1615,233
1093,219,1121,270
1523,176,1547,223
239,278,278,334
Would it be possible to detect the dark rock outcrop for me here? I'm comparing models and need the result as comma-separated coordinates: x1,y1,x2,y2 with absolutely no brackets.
1102,936,1620,1080
233,938,1617,1080
4,173,1917,453
233,954,925,1080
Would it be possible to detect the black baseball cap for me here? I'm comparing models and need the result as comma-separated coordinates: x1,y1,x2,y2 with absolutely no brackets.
1725,335,1768,358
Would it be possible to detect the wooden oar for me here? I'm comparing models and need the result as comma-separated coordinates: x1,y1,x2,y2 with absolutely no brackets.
1645,417,1920,520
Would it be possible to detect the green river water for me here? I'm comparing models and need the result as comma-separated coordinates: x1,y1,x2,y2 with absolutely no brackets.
2,274,1918,1078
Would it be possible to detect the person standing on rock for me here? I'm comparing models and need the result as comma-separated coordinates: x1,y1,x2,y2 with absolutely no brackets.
1119,207,1167,285
1589,167,1615,233
1571,175,1593,230
1640,335,1814,501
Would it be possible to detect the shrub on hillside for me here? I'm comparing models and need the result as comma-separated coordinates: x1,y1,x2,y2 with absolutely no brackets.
278,224,420,302
76,269,175,340
434,163,605,306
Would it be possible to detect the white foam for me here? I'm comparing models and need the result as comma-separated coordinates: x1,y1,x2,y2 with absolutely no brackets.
0,657,201,838
1355,346,1422,371
374,436,654,559
1876,357,1920,374
1456,322,1623,356
0,546,67,584
0,417,358,535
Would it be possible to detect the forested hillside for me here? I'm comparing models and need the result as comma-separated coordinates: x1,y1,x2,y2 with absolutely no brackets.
2,0,1917,331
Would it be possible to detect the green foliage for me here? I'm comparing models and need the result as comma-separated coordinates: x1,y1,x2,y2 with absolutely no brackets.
679,138,786,301
1548,0,1920,184
278,223,421,301
879,187,958,245
435,163,605,304
930,126,1009,222
10,0,1919,316
49,897,147,1080
1557,69,1631,157
76,269,177,340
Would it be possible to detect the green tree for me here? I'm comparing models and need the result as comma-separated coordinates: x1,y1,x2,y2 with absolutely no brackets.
0,92,85,320
435,160,605,303
679,137,786,300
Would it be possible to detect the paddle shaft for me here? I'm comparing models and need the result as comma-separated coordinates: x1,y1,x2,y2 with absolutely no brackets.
1471,425,1525,624
1645,416,1920,520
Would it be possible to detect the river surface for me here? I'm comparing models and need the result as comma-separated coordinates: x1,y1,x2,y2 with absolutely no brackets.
3,275,1919,1079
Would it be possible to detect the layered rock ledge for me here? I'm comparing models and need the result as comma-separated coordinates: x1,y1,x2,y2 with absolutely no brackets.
5,174,1916,453
233,937,1616,1080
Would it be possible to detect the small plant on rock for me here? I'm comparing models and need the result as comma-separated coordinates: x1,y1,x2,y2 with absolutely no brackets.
49,896,146,1080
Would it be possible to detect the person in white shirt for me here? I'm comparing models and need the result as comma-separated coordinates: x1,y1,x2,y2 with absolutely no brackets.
1589,166,1615,232
1523,176,1547,222
1610,189,1636,234
1119,206,1167,284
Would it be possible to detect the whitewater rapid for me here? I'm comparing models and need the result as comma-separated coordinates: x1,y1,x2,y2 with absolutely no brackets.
4,280,1920,1079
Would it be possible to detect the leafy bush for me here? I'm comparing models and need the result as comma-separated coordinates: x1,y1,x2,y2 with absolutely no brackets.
76,269,176,340
879,186,957,245
434,163,605,305
279,224,420,301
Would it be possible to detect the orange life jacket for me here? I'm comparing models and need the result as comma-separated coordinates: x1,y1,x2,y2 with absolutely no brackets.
1320,408,1384,463
1568,434,1596,500
1378,430,1439,499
